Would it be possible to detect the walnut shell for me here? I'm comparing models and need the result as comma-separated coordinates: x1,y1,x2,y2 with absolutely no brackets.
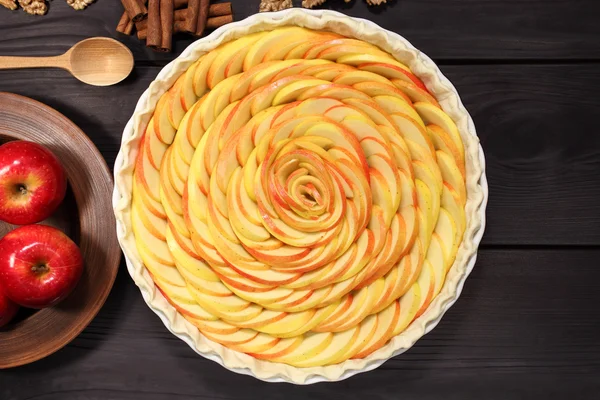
259,0,293,12
18,0,46,15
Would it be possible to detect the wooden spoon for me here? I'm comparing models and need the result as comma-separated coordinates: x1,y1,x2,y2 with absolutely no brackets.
0,37,134,86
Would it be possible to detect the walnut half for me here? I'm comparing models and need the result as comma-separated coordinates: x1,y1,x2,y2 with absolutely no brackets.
366,0,387,5
302,0,327,8
0,0,17,10
18,0,46,15
66,0,95,10
259,0,293,12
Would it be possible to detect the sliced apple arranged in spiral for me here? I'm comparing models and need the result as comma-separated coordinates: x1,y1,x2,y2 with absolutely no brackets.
131,27,467,367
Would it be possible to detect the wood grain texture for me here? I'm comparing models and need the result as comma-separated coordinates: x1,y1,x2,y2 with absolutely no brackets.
0,0,599,397
0,93,121,368
0,1,598,61
0,249,598,399
441,64,600,245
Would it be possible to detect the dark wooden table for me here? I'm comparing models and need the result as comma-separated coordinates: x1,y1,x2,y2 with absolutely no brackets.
1,0,599,398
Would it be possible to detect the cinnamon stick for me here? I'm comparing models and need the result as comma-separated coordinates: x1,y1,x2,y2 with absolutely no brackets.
183,0,200,33
146,0,161,48
138,14,232,40
209,2,231,17
136,8,186,31
158,0,174,52
121,0,147,23
194,0,210,37
206,14,233,30
116,12,134,35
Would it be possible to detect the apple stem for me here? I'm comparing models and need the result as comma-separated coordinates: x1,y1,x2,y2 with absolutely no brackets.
18,185,27,196
31,264,49,274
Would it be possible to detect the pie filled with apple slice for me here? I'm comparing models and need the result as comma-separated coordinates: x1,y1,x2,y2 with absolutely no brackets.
131,27,468,367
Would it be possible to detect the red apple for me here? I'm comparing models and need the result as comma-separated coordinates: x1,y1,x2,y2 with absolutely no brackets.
0,225,83,309
0,141,67,225
0,285,19,328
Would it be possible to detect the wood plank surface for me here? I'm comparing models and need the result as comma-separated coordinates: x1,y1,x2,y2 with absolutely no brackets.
1,249,598,399
0,0,598,61
1,0,599,398
2,64,598,245
441,64,600,246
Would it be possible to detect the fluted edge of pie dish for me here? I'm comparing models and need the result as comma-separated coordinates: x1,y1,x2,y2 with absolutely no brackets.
112,8,488,384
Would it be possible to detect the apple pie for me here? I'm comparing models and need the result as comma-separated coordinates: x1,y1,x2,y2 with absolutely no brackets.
115,11,485,382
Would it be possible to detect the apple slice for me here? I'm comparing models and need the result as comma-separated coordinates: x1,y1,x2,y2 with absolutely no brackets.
391,282,421,335
250,336,303,361
331,313,378,363
193,319,238,335
139,248,185,287
436,150,466,206
180,59,199,110
166,292,216,321
132,176,167,219
392,79,441,108
279,287,332,313
256,309,316,338
427,124,465,179
352,300,400,359
352,81,412,104
413,101,464,161
285,34,342,59
441,185,466,252
170,143,190,191
243,29,298,68
374,95,425,127
303,63,355,81
425,233,449,296
190,287,250,315
134,139,162,203
208,33,264,87
144,123,168,170
231,285,293,307
178,266,231,297
298,83,371,102
167,230,219,282
414,260,436,318
131,205,175,267
307,38,385,60
153,96,177,145
233,309,286,329
272,78,332,106
434,208,459,272
392,113,435,157
333,70,391,86
166,78,186,129
385,238,423,303
202,328,257,347
276,332,334,366
358,62,428,91
338,54,409,72
153,276,195,304
159,149,183,215
133,195,166,241
367,264,400,315
247,60,311,92
227,333,280,354
293,326,360,367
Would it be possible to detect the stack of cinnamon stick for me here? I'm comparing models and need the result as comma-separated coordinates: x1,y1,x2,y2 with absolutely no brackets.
118,0,233,52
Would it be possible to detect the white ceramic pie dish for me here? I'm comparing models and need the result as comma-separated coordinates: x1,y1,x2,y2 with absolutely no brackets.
113,8,488,384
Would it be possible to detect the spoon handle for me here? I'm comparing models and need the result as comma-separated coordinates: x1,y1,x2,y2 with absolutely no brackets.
0,55,69,70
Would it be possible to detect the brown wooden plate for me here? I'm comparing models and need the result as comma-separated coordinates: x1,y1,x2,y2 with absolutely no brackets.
0,92,121,368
